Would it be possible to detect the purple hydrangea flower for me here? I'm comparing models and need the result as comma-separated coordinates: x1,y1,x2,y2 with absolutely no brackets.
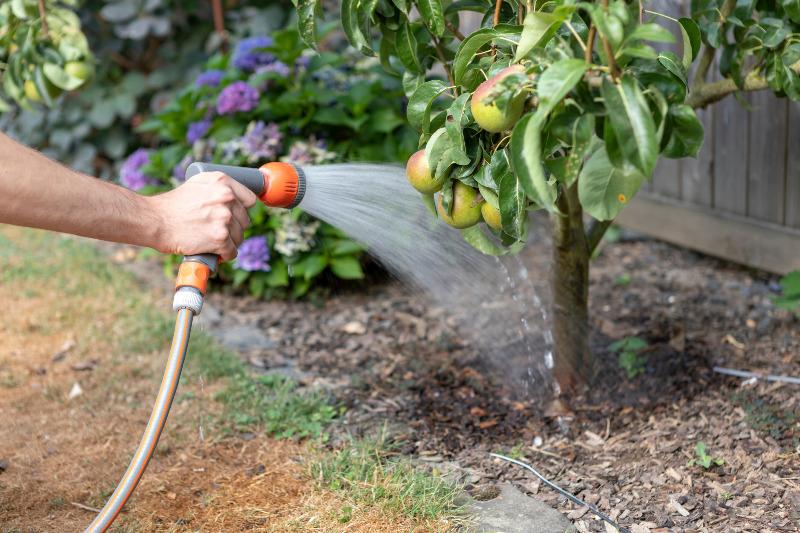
233,37,275,71
256,60,290,77
235,236,271,271
195,70,224,87
240,121,282,163
294,55,312,71
216,81,260,115
186,119,211,144
172,153,194,181
120,148,157,191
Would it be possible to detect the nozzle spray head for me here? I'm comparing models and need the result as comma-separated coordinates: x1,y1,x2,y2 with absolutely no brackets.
185,162,305,208
258,162,306,208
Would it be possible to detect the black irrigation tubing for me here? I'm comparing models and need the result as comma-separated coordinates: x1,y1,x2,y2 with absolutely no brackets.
490,453,631,533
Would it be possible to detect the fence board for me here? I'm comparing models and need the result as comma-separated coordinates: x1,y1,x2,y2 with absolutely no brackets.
786,102,800,229
747,92,787,224
681,106,713,206
713,95,749,214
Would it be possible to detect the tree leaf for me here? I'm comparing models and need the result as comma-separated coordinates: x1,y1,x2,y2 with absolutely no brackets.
536,58,588,117
658,51,687,89
497,159,527,241
407,80,449,133
417,0,445,37
578,144,645,221
678,17,701,69
396,19,422,73
295,0,319,48
43,63,84,91
514,9,571,62
341,0,373,55
461,226,508,255
626,22,676,44
453,26,521,84
601,74,658,177
662,104,704,158
511,113,554,207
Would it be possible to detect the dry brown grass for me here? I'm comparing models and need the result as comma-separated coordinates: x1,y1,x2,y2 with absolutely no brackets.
0,228,452,532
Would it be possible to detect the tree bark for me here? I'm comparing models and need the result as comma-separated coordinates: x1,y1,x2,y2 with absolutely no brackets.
551,184,590,394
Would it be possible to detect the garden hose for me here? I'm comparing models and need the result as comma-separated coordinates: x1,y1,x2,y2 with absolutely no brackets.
85,162,305,533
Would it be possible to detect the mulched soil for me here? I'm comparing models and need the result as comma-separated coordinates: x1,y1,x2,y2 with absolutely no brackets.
130,232,799,533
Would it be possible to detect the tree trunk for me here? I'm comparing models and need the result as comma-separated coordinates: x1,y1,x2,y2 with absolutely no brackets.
551,184,590,394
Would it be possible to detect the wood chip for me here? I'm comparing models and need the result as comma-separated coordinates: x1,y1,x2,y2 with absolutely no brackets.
665,467,682,482
478,419,498,430
341,321,366,335
51,339,76,362
67,382,83,400
670,497,691,517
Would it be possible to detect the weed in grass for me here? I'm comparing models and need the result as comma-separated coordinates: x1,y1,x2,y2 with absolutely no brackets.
687,442,724,469
312,432,463,522
609,336,649,379
216,374,338,439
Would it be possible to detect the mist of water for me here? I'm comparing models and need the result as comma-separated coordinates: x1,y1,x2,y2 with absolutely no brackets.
299,163,557,397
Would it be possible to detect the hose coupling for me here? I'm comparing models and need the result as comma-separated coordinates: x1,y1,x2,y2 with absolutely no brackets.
172,286,204,315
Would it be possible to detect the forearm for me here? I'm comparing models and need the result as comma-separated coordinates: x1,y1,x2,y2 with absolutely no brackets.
0,133,163,248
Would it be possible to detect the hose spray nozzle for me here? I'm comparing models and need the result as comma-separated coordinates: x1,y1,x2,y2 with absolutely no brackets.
174,162,307,315
184,161,306,208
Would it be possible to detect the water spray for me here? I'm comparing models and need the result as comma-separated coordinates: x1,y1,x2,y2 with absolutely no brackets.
85,161,305,533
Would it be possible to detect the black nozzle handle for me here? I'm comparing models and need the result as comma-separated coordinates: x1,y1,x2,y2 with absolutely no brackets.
185,162,265,196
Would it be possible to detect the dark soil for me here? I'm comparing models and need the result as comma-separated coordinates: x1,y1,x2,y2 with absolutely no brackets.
126,233,800,532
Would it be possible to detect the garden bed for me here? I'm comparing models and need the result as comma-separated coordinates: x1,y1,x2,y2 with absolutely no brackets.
184,232,800,532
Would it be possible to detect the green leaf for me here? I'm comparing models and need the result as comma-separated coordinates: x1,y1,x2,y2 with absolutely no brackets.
588,5,624,50
33,67,54,107
264,259,289,288
678,17,701,69
42,63,85,91
601,75,658,177
514,9,571,62
453,26,521,84
407,80,449,133
497,162,527,241
330,256,364,279
341,0,373,55
296,254,328,281
511,113,553,207
396,20,422,73
295,0,319,48
331,240,364,256
461,226,507,255
658,51,687,88
662,105,704,158
536,58,588,117
417,0,445,37
578,144,645,221
626,23,676,44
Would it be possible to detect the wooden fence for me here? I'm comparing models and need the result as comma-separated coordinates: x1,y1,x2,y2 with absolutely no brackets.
615,1,800,274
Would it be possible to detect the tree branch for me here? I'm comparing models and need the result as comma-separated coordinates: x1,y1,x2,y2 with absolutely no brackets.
444,18,465,41
586,219,613,256
690,0,735,91
493,0,503,27
38,0,49,38
600,0,619,79
584,25,596,64
687,69,771,108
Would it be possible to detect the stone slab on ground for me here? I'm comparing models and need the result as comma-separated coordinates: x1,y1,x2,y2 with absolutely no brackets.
468,484,575,533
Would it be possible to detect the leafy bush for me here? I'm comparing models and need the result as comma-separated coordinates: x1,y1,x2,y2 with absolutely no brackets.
773,270,800,317
1,1,287,177
126,28,416,297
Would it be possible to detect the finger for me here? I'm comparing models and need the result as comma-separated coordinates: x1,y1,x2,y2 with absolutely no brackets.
228,216,245,247
219,237,238,262
230,199,250,234
224,176,258,208
187,171,225,185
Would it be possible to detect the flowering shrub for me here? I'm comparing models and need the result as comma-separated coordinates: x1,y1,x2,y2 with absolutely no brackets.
124,28,416,297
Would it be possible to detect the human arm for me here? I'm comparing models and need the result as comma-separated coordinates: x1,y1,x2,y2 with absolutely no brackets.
0,133,256,260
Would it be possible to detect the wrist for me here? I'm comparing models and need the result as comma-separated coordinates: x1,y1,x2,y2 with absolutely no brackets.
137,193,172,253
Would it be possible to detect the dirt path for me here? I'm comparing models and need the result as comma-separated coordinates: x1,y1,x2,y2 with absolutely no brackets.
0,227,450,532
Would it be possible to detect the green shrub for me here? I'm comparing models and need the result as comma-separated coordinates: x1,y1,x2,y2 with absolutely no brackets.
125,27,416,297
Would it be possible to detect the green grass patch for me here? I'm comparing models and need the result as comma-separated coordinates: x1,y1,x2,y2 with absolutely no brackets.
312,433,463,522
216,374,339,439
